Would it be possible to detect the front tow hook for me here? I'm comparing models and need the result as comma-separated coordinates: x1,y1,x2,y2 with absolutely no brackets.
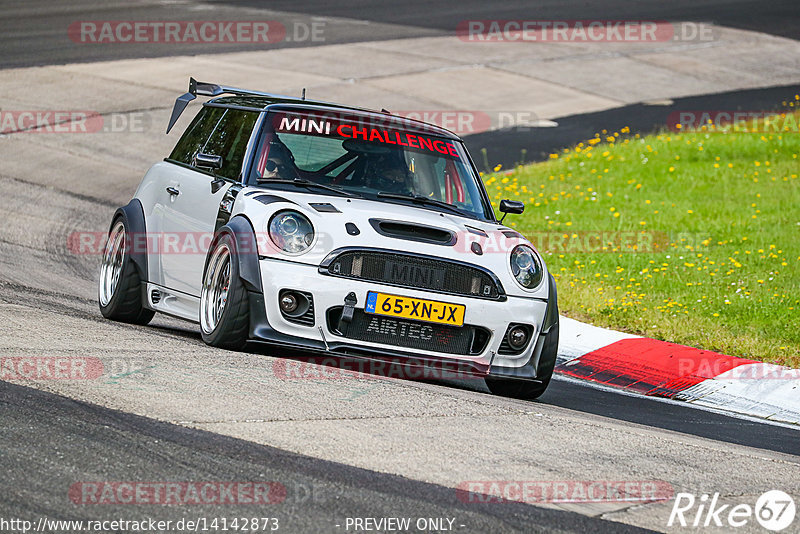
338,292,358,335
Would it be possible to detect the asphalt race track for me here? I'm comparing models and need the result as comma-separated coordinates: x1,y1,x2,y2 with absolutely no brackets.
0,382,649,533
2,0,798,68
1,1,798,532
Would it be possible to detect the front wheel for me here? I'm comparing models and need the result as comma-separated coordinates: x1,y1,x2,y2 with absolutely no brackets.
98,218,154,325
485,322,559,400
200,232,250,350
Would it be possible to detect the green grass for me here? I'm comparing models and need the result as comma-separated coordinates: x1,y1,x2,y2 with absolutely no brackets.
483,110,800,368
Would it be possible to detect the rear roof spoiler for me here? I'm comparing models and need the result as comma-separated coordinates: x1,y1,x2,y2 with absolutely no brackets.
166,77,294,133
164,77,459,139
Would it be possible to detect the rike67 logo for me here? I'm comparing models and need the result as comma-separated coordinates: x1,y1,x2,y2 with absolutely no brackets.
668,490,795,531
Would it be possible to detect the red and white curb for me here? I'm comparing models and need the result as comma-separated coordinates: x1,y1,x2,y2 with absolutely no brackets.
555,317,800,425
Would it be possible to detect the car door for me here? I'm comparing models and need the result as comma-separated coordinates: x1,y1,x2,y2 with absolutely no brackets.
160,107,258,298
145,106,222,290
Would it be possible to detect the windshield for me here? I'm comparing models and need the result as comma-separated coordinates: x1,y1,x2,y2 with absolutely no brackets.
248,109,493,220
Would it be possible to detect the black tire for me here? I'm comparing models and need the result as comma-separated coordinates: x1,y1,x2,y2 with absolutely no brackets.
98,217,155,325
200,232,250,350
486,321,559,400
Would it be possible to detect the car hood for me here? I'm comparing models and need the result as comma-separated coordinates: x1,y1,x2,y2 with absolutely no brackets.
232,187,549,299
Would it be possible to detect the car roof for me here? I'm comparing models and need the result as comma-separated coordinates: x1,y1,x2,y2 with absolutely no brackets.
206,95,462,141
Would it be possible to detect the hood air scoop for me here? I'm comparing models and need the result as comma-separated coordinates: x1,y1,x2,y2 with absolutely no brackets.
369,219,456,246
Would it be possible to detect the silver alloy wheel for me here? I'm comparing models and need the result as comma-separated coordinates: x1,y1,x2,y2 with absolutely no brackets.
200,242,231,334
99,221,126,307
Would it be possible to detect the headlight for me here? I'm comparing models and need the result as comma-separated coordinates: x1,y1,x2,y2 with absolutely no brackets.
268,210,314,254
510,245,543,289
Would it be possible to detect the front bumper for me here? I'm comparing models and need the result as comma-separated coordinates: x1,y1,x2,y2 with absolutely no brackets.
251,257,552,377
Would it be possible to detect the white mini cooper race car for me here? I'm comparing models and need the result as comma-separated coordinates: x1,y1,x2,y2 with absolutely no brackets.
99,78,559,398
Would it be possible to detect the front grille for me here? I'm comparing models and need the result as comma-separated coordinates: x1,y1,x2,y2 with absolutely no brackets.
322,250,503,300
327,308,490,356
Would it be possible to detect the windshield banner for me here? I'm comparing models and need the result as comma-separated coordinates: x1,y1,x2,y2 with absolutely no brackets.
271,112,461,158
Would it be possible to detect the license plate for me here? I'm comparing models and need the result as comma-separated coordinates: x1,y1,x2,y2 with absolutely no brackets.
365,291,465,327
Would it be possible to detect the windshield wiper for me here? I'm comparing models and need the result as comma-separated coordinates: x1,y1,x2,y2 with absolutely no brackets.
258,178,361,198
377,192,468,217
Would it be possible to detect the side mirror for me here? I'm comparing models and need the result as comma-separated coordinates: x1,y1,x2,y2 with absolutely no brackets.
499,199,524,223
195,153,223,170
195,153,226,193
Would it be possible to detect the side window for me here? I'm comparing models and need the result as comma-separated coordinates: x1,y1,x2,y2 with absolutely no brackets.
168,106,225,165
201,109,259,180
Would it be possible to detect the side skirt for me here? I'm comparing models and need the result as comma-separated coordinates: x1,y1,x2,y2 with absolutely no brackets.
144,282,200,322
